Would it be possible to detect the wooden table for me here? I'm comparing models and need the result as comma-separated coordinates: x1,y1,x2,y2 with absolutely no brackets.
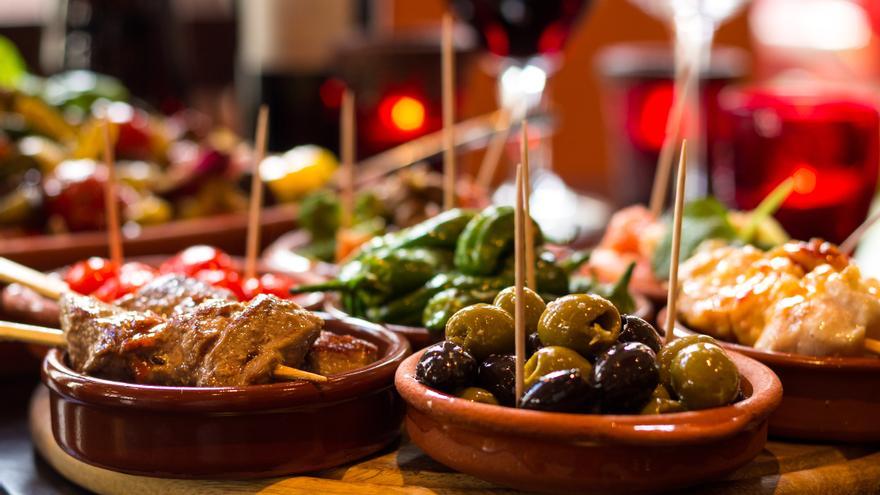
29,387,880,495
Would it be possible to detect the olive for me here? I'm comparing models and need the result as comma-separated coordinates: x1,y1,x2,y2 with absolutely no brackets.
477,354,516,406
669,342,740,410
524,346,592,389
415,340,477,392
657,334,716,387
640,384,685,415
493,286,547,333
446,303,515,360
520,368,595,412
456,386,499,405
592,342,658,413
619,314,663,353
526,331,543,357
537,294,621,359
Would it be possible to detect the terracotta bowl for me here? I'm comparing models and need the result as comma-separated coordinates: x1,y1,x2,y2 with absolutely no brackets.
659,308,880,443
325,294,655,351
262,229,340,279
395,349,781,495
1,255,325,329
41,312,411,478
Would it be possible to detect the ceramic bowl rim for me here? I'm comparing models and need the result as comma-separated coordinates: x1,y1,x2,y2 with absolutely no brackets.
658,308,880,371
395,347,782,446
43,311,411,413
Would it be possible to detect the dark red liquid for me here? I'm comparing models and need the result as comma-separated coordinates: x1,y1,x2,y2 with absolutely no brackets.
451,0,592,58
716,87,880,244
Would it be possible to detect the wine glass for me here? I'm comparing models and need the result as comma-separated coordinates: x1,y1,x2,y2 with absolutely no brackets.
628,0,750,198
450,0,610,241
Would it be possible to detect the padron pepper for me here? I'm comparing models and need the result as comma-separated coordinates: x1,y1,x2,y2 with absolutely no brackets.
358,208,475,257
422,288,497,334
454,206,542,276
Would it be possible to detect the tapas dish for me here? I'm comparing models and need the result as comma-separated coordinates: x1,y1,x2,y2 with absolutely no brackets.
395,290,782,493
663,237,880,442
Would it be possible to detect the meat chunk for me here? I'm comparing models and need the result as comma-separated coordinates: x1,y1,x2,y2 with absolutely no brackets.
61,293,164,381
115,274,235,317
196,294,323,386
305,331,379,375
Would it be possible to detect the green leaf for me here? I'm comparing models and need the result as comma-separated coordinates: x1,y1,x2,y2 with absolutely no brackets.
739,178,793,244
651,197,738,280
0,35,27,88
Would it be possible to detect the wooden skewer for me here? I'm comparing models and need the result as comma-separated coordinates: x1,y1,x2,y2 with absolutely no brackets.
476,108,512,191
244,105,269,281
442,11,456,210
664,141,688,344
841,210,880,255
649,66,694,218
0,257,326,383
514,163,526,406
866,338,880,356
520,120,536,290
340,88,356,229
102,121,123,271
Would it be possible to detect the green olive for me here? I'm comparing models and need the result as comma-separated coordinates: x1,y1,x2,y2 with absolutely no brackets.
456,387,499,405
669,342,740,410
639,384,685,415
445,303,515,360
493,286,547,333
657,334,716,387
537,294,621,359
524,346,592,389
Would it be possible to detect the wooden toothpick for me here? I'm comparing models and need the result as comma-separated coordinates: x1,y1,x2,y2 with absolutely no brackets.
102,121,123,271
442,12,456,210
521,120,536,290
514,163,526,406
340,89,356,229
664,141,688,344
244,105,269,281
841,209,880,255
649,66,694,218
476,109,512,191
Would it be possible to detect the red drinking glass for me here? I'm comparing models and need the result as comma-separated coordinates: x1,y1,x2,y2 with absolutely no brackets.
715,84,880,244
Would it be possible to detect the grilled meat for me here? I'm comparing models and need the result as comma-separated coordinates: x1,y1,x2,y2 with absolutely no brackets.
115,274,235,317
306,331,379,375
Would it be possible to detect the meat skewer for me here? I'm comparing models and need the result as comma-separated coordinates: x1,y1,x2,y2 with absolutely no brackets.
0,257,329,384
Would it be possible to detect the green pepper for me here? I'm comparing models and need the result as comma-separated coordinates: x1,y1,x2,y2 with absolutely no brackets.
499,251,568,296
422,288,496,334
454,206,543,276
358,208,475,257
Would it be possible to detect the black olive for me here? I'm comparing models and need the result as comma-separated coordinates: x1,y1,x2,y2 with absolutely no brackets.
477,354,516,406
415,340,477,392
526,331,544,357
618,314,663,353
520,368,595,412
592,342,659,413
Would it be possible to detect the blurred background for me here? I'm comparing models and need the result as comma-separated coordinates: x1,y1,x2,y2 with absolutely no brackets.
2,0,880,242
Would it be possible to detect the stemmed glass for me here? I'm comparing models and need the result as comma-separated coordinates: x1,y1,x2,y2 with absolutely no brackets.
628,0,750,197
449,0,604,241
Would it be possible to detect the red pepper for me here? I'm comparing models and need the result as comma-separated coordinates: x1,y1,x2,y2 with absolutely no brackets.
194,268,245,300
65,257,116,295
92,262,158,302
242,273,296,300
160,245,235,276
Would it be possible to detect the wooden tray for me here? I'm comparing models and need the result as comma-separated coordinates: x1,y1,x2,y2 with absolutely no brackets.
0,204,298,271
29,386,880,494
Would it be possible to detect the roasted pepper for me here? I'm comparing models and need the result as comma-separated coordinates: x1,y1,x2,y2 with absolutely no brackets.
454,205,542,276
358,208,475,256
422,288,496,334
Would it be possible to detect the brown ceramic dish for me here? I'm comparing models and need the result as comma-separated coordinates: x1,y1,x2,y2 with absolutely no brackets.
41,312,410,479
0,204,298,271
262,229,340,279
395,349,781,495
325,293,654,350
658,308,880,443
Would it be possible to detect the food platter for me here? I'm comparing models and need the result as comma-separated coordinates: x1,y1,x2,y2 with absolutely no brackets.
0,204,298,271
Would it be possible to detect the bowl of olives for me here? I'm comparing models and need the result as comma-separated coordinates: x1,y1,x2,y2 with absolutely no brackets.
394,289,782,494
660,308,880,444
